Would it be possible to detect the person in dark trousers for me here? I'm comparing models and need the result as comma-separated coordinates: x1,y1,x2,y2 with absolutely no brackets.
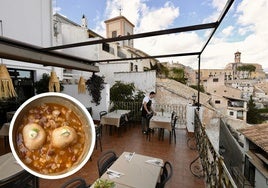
141,91,156,134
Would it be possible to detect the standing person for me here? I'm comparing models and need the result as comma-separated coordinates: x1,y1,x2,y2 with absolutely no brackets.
141,91,156,134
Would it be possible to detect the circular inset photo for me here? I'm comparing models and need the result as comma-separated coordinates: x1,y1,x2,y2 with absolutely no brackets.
9,92,95,179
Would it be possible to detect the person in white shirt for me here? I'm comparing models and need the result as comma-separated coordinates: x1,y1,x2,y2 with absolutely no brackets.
141,91,156,134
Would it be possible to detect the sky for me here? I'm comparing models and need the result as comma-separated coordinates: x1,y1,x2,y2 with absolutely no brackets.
53,0,268,71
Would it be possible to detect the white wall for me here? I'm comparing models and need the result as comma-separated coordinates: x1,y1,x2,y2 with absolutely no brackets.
62,84,110,121
98,62,131,86
0,0,52,46
114,70,156,93
186,105,204,133
255,170,268,188
56,24,99,60
0,0,53,80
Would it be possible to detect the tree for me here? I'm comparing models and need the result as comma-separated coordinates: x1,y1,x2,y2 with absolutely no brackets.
169,67,186,84
110,81,135,102
110,82,144,115
247,95,262,124
237,64,256,78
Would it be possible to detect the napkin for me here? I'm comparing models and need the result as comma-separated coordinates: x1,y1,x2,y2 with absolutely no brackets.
107,169,124,179
125,152,135,162
145,159,163,167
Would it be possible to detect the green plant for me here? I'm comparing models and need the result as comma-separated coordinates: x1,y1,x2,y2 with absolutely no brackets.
86,74,105,105
247,95,263,124
237,64,256,78
94,179,115,188
189,85,205,93
110,81,135,102
168,67,186,84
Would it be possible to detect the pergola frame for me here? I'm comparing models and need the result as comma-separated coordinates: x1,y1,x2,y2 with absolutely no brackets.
0,0,234,108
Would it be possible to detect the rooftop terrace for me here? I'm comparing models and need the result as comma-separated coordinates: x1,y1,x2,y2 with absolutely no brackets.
1,122,205,188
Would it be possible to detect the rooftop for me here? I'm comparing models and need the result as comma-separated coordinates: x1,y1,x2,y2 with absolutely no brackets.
239,123,268,153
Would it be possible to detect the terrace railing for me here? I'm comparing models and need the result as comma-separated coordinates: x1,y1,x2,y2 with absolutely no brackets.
190,109,237,188
111,101,186,126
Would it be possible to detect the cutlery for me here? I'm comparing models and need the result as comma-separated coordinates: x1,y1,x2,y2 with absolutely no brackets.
107,169,124,177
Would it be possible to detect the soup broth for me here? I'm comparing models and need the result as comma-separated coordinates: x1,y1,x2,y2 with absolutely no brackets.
16,103,86,175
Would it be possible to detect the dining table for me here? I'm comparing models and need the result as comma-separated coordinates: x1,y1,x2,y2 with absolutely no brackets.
0,153,39,187
0,153,24,185
93,151,163,188
0,152,23,184
100,110,130,128
149,115,172,132
0,122,10,151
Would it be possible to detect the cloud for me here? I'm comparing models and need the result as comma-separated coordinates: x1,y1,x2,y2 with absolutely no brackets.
94,0,268,71
201,0,268,69
94,0,144,37
221,26,234,37
136,2,179,32
52,0,61,14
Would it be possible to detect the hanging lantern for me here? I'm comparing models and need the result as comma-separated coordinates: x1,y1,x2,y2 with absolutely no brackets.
0,64,17,99
49,70,60,92
78,76,86,94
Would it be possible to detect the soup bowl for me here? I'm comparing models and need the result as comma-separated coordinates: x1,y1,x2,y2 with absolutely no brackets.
9,92,95,179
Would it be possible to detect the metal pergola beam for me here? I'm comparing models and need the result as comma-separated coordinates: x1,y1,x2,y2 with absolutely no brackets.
200,0,234,54
94,52,201,63
42,22,218,51
0,0,234,98
41,0,234,71
0,36,99,72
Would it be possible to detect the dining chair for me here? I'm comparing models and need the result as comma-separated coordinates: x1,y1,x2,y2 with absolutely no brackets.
99,111,108,118
60,177,88,188
156,161,173,188
171,111,176,121
4,170,39,188
95,124,102,151
127,110,135,127
118,114,127,136
86,107,92,116
99,111,108,136
97,150,118,177
169,115,178,144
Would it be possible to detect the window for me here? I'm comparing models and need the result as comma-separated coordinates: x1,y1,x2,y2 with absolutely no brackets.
134,65,138,72
112,31,117,38
213,78,219,82
229,111,234,116
127,32,131,46
215,100,221,104
102,43,109,52
130,63,133,71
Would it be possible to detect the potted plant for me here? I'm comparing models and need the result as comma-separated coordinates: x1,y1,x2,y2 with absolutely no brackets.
94,179,115,188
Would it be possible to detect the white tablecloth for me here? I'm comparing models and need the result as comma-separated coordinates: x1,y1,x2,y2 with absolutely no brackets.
99,152,163,188
100,110,130,128
0,152,24,184
150,115,172,131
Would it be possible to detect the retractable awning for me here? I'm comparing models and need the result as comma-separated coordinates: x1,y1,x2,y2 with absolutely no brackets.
0,36,99,72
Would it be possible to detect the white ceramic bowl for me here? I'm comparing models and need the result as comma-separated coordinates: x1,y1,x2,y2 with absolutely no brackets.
9,92,95,179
